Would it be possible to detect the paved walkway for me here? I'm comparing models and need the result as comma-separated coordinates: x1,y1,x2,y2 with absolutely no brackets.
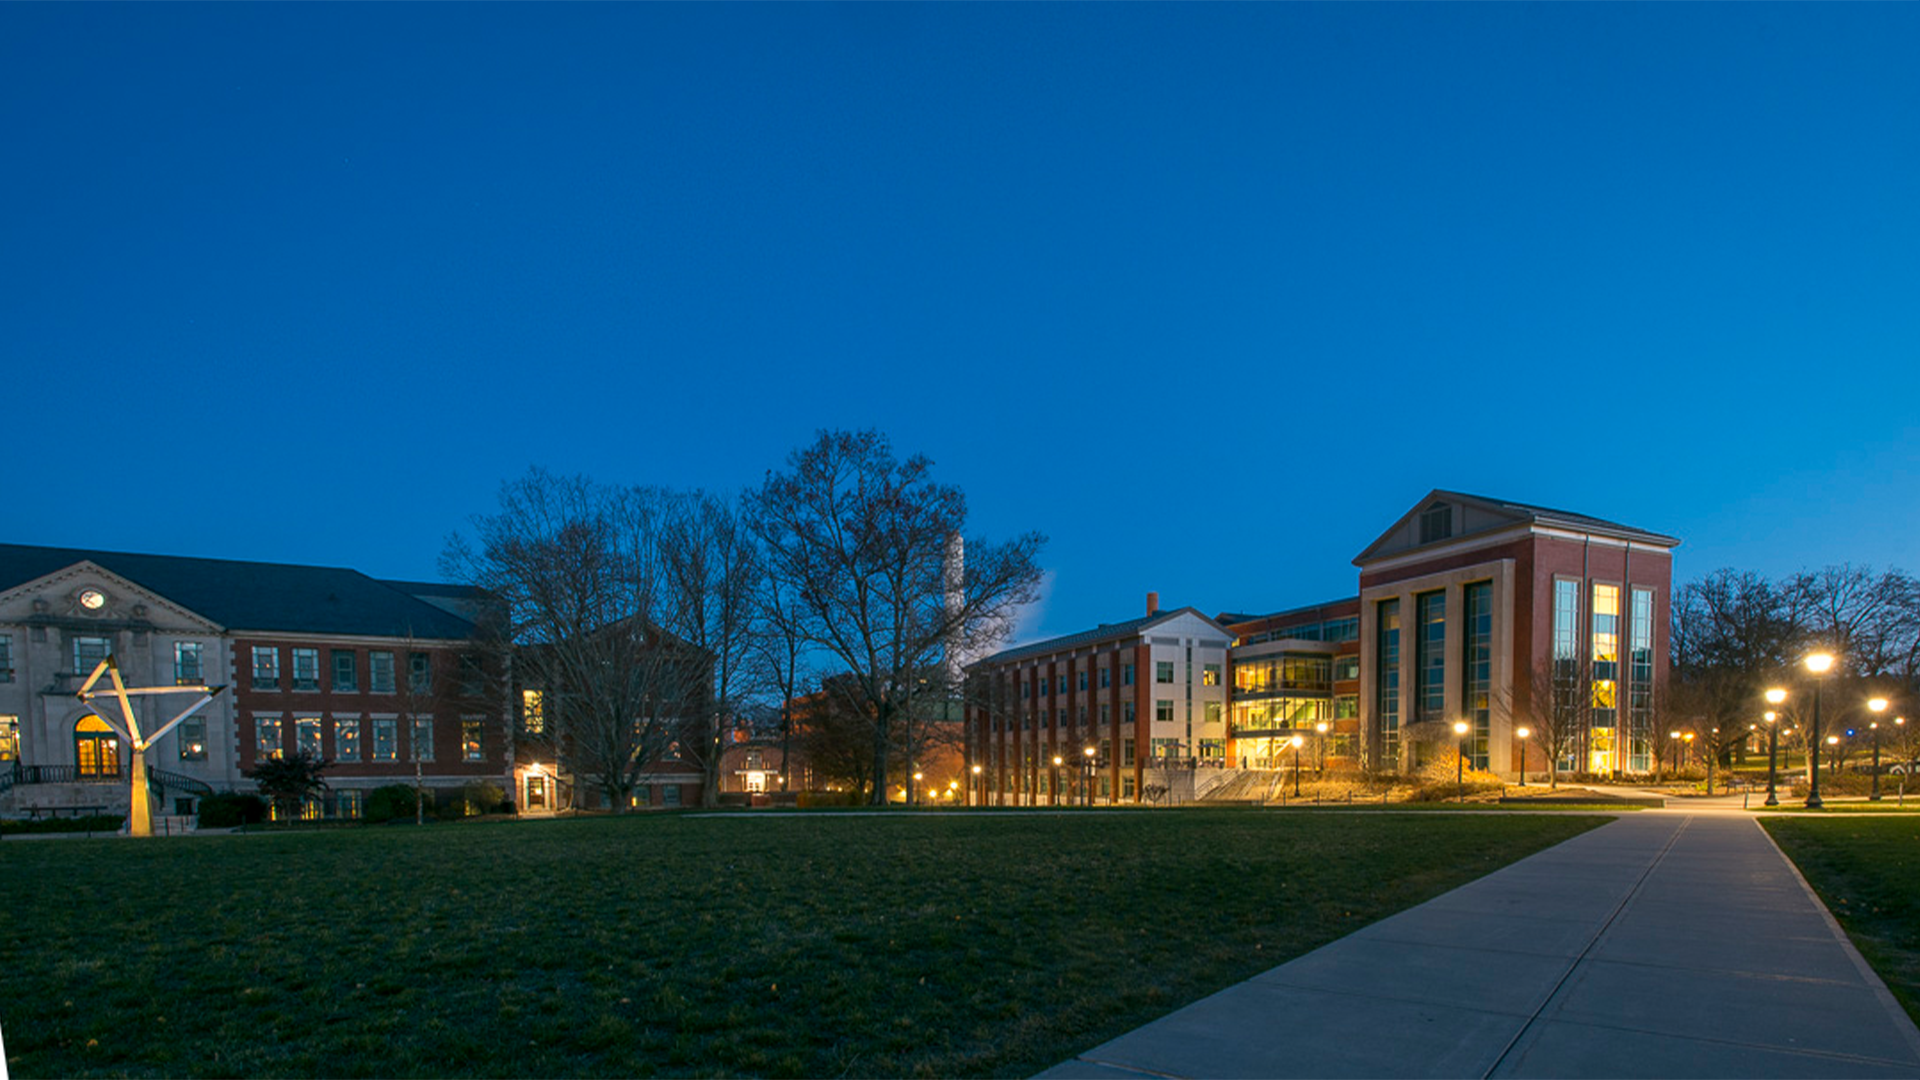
1041,810,1920,1079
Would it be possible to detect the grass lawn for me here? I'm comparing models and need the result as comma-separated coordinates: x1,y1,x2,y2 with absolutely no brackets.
1765,817,1920,1025
1,811,1602,1078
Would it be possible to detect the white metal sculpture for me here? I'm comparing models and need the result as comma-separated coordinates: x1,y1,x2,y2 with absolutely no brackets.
74,658,226,837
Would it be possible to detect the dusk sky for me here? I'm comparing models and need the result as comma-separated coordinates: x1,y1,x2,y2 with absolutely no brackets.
5,4,1917,643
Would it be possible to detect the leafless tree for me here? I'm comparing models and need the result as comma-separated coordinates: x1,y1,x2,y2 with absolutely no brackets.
1519,661,1581,790
746,430,1044,806
443,470,707,813
660,491,765,808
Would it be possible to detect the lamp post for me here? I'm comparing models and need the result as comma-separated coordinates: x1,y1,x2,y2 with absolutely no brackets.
1050,756,1062,807
1314,720,1330,775
912,770,924,807
1515,726,1531,787
1290,734,1304,797
1453,720,1470,803
1668,730,1681,781
1082,745,1096,807
1764,687,1786,807
1803,651,1835,808
1869,697,1889,801
971,763,983,808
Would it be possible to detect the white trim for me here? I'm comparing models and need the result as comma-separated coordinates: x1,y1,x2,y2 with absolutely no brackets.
0,561,224,632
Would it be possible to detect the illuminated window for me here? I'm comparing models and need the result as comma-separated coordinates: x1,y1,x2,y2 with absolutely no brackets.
333,650,357,692
372,718,398,762
1152,737,1182,759
1155,661,1174,684
1205,701,1222,725
1202,663,1222,686
410,717,434,762
522,689,546,734
369,651,396,693
255,716,283,760
176,715,207,761
0,715,17,761
335,789,363,819
74,635,113,674
296,716,322,758
1463,581,1492,770
1334,655,1360,681
335,716,362,762
1415,592,1446,726
1591,583,1620,772
1335,695,1359,719
173,642,203,685
462,717,485,762
1629,588,1655,771
252,646,279,689
292,648,320,691
76,715,120,776
1377,599,1401,767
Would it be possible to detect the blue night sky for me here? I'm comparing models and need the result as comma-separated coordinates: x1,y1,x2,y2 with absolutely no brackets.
5,3,1917,643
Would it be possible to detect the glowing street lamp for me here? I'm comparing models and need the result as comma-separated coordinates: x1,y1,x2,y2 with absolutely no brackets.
1314,720,1330,774
1515,726,1531,787
971,763,983,808
1763,687,1786,807
1869,697,1890,801
1050,756,1062,806
1082,745,1097,807
1290,734,1305,797
1805,652,1835,808
1453,720,1471,802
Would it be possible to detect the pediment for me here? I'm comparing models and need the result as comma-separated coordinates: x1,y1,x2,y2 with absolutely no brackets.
1352,491,1531,566
0,560,224,633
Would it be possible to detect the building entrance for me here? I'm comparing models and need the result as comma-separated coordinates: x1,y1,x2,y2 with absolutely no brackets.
75,715,121,777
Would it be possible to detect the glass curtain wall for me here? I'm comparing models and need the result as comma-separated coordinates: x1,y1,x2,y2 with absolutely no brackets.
1463,582,1492,770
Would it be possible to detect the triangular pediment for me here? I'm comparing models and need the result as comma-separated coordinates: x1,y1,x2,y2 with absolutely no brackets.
0,560,224,633
1352,491,1533,566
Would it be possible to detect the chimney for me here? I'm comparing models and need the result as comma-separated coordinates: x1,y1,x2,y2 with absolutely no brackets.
1147,591,1159,616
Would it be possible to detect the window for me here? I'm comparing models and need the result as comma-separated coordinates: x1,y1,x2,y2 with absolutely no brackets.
661,784,681,808
1463,581,1492,770
1152,737,1182,760
1629,588,1656,772
1323,618,1359,643
409,652,432,694
1591,583,1621,772
0,634,11,682
370,651,396,693
1199,738,1225,760
1123,663,1134,686
1099,667,1110,688
1333,655,1360,681
1419,503,1452,544
1415,591,1446,725
372,718,398,762
1123,701,1135,724
0,715,17,761
165,713,203,759
462,718,485,762
522,689,546,734
1100,703,1110,725
1334,694,1359,719
296,716,323,759
335,790,363,819
1378,599,1401,767
332,650,358,692
410,717,434,762
336,716,362,762
1055,675,1065,694
1204,701,1223,726
458,653,487,696
173,642,202,685
1077,670,1087,691
252,646,279,689
1155,699,1174,723
74,635,113,674
1155,661,1174,684
1121,738,1135,767
75,716,120,776
255,716,282,760
292,648,320,691
1202,663,1221,686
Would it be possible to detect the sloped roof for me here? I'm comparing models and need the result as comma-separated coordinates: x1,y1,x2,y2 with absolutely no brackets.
974,607,1230,667
0,543,475,640
1353,490,1679,566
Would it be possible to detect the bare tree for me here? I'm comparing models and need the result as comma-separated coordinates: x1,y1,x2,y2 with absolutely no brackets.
1520,661,1581,790
746,430,1044,806
443,470,707,813
660,491,764,808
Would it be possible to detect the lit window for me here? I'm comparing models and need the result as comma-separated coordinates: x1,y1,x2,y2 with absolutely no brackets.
255,716,282,760
410,717,434,762
335,716,362,762
522,690,546,734
252,646,279,689
369,651,396,693
336,789,363,819
462,717,485,762
372,718,398,762
1202,663,1221,686
177,716,206,761
296,716,322,758
0,715,17,761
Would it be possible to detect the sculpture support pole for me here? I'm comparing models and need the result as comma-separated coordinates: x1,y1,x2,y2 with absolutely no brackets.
128,744,153,837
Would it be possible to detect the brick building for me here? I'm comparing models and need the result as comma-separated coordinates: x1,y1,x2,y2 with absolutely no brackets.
0,543,502,820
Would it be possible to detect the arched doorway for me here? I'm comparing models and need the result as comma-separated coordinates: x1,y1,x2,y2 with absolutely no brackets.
75,715,120,778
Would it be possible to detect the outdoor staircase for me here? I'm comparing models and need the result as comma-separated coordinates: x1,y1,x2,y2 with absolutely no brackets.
1197,769,1279,804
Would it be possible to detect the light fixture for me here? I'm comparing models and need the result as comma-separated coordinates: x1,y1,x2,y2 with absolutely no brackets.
1806,652,1835,675
79,588,105,610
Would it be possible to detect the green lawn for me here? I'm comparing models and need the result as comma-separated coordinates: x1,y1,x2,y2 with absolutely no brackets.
1765,817,1920,1024
1,811,1603,1078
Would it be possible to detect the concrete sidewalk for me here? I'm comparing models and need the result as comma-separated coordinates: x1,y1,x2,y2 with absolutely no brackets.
1040,813,1920,1079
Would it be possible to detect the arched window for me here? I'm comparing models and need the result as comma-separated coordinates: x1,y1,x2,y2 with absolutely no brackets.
75,715,121,778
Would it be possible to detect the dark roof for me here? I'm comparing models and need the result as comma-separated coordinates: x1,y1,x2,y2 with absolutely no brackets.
974,607,1229,667
0,543,475,640
1446,492,1678,542
1218,597,1359,628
